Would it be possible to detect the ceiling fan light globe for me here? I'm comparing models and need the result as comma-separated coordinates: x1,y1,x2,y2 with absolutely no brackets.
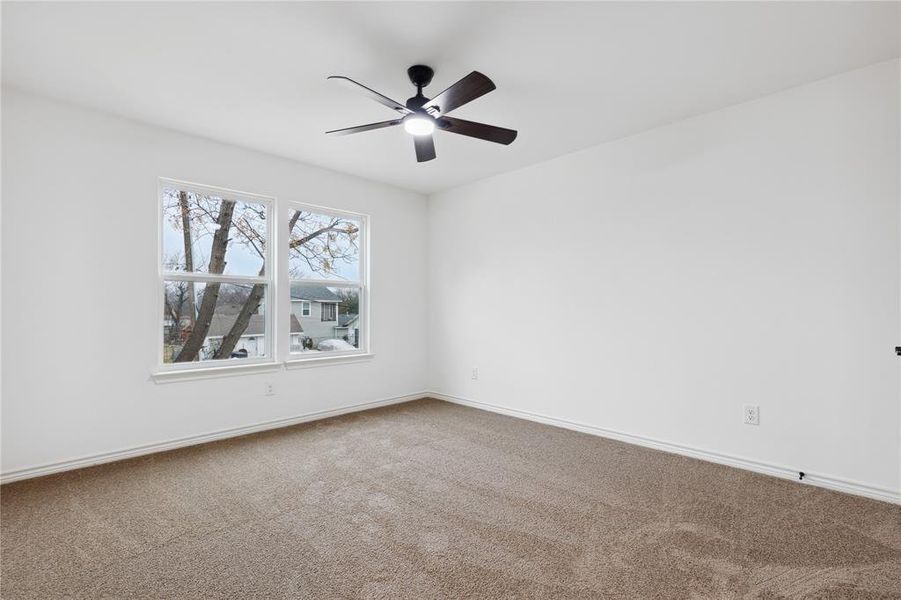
404,116,435,136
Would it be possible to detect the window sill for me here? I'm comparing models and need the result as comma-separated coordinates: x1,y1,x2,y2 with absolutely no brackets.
152,360,282,383
284,352,374,369
151,353,374,382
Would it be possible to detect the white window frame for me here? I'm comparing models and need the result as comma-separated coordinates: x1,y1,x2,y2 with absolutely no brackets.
285,201,370,363
300,300,311,317
155,178,277,375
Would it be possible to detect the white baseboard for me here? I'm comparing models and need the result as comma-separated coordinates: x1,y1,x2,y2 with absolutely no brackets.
6,391,898,506
0,392,428,485
430,392,901,506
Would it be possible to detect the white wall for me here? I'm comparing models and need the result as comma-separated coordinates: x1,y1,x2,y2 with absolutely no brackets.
428,61,901,497
3,60,899,501
1,88,428,476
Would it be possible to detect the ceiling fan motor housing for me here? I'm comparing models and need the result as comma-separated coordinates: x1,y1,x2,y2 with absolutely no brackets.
406,65,434,111
407,65,434,88
405,96,429,111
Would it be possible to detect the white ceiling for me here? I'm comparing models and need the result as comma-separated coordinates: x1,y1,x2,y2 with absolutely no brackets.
3,2,899,194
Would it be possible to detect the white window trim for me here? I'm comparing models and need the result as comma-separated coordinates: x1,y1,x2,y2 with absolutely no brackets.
155,178,278,375
285,201,370,362
284,352,375,369
152,360,283,383
299,300,311,316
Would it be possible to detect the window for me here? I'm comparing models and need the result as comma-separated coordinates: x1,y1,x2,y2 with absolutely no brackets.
156,180,369,377
321,303,337,322
159,180,273,368
288,204,366,356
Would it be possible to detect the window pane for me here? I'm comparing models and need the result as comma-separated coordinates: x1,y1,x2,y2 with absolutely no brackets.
288,209,360,281
321,303,337,322
163,280,267,363
290,285,361,353
162,187,267,277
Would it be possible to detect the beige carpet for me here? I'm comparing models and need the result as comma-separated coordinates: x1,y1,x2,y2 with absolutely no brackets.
1,398,899,599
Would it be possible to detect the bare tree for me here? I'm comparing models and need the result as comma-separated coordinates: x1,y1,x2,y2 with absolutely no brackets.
173,199,235,361
336,288,359,314
213,210,360,358
164,280,189,345
288,211,359,279
162,252,190,345
212,212,302,358
178,191,196,329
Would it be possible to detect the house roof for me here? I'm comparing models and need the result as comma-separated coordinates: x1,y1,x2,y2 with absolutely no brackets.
290,283,342,303
207,313,302,337
337,314,359,327
217,303,251,316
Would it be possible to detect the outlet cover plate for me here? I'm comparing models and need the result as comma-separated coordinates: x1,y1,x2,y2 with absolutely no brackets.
743,404,760,426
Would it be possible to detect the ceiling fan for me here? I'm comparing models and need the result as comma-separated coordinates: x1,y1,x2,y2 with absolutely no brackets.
326,65,517,163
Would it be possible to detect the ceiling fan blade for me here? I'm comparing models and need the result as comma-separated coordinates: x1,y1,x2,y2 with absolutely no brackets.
414,135,436,162
437,116,517,145
327,76,412,115
423,71,496,115
326,119,402,136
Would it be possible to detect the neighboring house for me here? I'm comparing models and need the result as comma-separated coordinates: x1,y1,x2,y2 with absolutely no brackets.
290,283,359,348
334,313,360,347
202,313,302,359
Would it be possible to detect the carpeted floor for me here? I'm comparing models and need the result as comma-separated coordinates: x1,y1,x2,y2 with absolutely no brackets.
1,399,900,599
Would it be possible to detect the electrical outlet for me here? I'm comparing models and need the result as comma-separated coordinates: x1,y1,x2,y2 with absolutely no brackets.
471,367,479,381
743,404,759,426
264,382,274,396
